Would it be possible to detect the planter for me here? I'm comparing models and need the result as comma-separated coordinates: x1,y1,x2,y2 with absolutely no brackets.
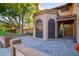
0,36,11,48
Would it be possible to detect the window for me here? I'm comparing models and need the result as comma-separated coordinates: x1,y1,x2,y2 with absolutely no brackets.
61,7,69,12
35,19,43,38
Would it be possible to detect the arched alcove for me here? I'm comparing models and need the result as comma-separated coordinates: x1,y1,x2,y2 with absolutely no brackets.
48,19,55,38
35,19,43,38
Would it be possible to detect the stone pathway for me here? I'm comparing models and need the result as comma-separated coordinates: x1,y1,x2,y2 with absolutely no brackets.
19,36,79,56
0,42,10,56
0,48,10,56
0,36,79,56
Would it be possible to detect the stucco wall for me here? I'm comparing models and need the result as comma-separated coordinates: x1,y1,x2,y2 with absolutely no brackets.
56,3,79,43
47,14,57,39
72,3,79,43
33,14,48,40
33,3,79,42
33,13,57,40
57,6,72,16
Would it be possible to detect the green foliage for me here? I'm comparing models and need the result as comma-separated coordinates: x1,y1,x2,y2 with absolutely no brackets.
0,3,37,33
0,29,7,36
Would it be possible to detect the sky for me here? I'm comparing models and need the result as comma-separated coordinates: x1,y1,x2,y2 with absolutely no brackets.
39,3,66,10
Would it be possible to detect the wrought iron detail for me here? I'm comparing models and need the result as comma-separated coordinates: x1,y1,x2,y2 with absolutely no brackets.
48,19,55,38
35,19,43,38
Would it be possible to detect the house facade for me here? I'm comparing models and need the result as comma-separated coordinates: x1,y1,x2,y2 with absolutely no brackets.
33,3,79,43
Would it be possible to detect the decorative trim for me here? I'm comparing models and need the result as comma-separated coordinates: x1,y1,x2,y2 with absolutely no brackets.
53,3,72,10
33,9,57,17
57,14,77,21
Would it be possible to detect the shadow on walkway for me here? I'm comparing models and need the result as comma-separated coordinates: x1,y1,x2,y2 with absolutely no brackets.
0,42,4,48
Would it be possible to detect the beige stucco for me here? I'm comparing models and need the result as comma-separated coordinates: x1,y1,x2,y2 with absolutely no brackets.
58,3,79,43
33,3,79,43
58,8,72,16
72,4,79,43
47,14,57,39
57,4,79,16
33,14,48,40
33,13,57,40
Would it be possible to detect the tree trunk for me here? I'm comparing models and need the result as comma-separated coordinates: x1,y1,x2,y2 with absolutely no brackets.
21,14,24,34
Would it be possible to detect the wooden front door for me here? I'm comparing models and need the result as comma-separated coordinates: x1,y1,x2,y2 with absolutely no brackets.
64,24,73,38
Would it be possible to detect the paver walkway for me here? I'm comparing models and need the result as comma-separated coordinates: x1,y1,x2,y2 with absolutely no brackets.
0,36,79,56
0,42,10,56
19,36,79,56
0,48,10,56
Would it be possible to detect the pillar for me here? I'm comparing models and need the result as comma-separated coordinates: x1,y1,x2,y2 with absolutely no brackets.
33,19,35,38
73,20,76,39
43,19,48,40
55,21,57,39
76,16,79,43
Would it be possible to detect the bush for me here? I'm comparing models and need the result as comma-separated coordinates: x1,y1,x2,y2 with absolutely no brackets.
0,29,7,36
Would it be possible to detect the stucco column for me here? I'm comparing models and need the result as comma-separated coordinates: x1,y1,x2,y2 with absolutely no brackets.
43,19,48,40
55,21,57,39
73,20,76,39
76,16,79,43
33,19,35,38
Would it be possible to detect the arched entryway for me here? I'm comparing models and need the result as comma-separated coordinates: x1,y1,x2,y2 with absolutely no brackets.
48,19,55,38
35,19,43,38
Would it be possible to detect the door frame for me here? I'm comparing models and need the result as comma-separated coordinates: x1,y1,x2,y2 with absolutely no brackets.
57,20,74,39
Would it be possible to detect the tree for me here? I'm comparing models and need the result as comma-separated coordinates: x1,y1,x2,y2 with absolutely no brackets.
0,3,37,33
